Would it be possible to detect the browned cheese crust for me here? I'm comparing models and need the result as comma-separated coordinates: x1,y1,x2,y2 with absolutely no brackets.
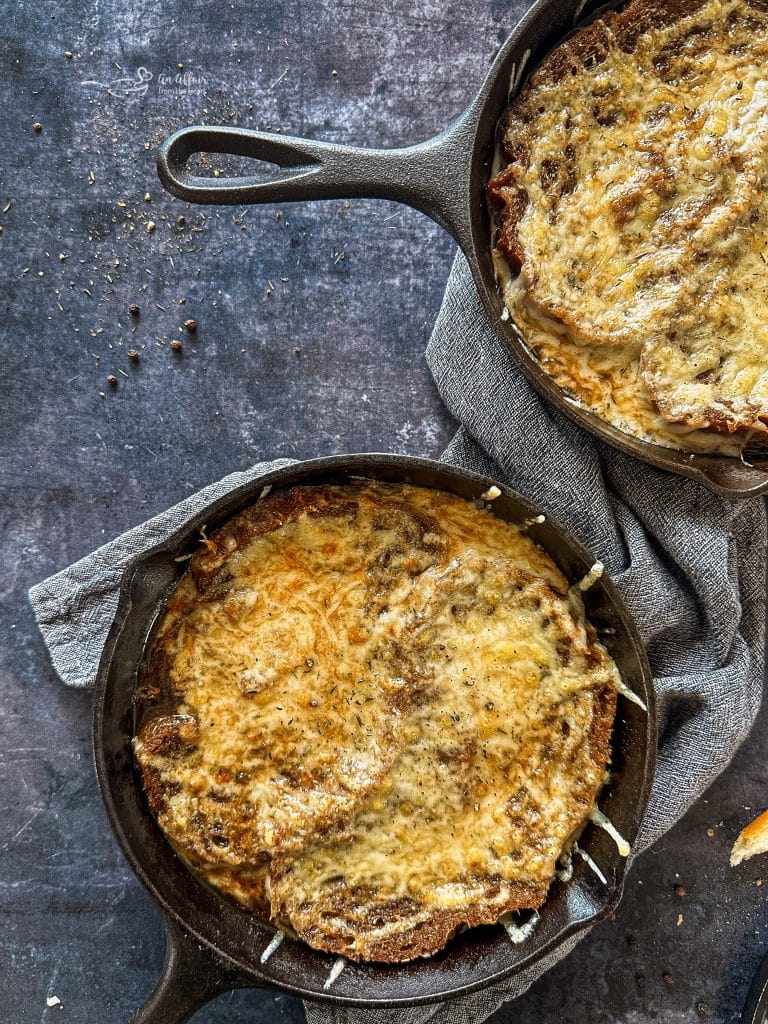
488,0,768,452
134,482,620,961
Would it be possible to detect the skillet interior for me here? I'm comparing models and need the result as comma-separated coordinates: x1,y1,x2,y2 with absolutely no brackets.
463,0,768,497
94,453,655,1007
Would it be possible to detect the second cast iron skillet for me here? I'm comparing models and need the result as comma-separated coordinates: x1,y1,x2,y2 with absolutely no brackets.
156,0,768,499
94,454,655,1021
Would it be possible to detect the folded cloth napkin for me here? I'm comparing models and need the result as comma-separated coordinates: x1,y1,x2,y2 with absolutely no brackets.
29,459,296,689
30,252,766,1024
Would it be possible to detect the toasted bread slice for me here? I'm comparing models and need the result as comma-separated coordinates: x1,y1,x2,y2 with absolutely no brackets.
269,557,618,961
135,483,619,962
134,484,446,866
640,207,768,435
490,0,768,443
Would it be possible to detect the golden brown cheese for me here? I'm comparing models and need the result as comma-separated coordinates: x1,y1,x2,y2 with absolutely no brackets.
134,482,620,962
489,0,768,453
270,557,618,961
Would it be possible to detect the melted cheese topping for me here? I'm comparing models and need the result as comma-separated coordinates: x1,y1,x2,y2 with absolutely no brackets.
493,0,768,452
134,482,623,962
270,557,620,958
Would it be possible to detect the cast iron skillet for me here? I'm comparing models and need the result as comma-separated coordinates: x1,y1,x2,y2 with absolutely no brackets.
744,950,768,1024
94,453,655,1022
156,0,768,500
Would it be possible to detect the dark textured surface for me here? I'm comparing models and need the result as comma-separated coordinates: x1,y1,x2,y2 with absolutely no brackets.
1,1,767,1022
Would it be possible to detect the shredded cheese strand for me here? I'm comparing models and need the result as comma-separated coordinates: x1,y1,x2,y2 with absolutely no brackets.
260,930,285,965
589,807,631,857
323,958,347,990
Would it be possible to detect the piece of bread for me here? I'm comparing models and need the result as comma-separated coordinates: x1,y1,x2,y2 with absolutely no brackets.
268,556,618,961
134,484,447,866
134,482,620,962
489,0,768,448
731,809,768,866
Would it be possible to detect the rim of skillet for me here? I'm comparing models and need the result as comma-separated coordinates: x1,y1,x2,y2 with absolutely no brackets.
92,452,656,1007
462,0,768,498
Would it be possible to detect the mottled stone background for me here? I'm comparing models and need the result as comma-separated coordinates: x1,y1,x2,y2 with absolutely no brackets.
2,0,767,1021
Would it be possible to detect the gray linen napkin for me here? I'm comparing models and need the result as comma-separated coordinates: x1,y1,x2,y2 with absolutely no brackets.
29,252,766,1024
29,459,297,689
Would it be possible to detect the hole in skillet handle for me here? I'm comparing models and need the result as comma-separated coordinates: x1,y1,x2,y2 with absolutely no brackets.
157,125,328,206
185,149,295,181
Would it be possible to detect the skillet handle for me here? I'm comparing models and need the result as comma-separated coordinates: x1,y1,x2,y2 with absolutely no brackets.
127,914,256,1024
157,119,475,247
